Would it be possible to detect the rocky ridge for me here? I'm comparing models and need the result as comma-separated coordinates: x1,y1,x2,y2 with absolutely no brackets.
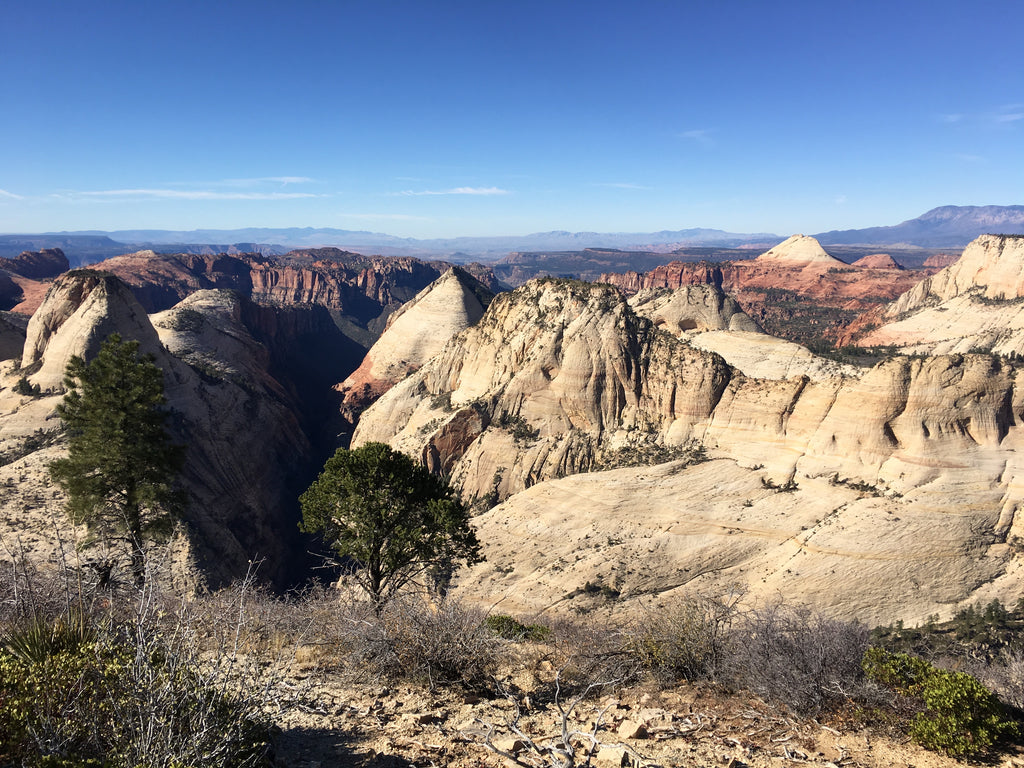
600,235,932,344
845,235,1024,354
353,271,1024,623
336,267,494,424
1,270,332,587
87,248,501,342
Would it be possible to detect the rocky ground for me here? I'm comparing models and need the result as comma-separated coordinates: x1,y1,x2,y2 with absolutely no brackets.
270,657,1021,768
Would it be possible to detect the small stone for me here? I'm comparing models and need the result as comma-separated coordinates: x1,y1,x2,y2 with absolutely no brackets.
617,720,648,739
494,737,527,752
595,745,630,766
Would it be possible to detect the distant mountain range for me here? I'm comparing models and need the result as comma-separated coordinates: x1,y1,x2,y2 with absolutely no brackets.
815,205,1024,247
1,205,1021,266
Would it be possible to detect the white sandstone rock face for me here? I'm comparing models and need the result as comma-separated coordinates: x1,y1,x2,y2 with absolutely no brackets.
858,235,1024,354
4,273,311,588
455,458,1015,626
22,272,168,391
689,331,858,382
629,285,760,334
354,276,1024,622
755,234,844,265
368,268,491,381
353,280,732,499
336,267,492,416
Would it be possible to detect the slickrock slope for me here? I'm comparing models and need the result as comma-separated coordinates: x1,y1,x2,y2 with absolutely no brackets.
356,277,1024,623
3,271,315,587
455,458,1009,626
601,235,931,344
627,286,854,381
336,267,494,423
848,235,1024,354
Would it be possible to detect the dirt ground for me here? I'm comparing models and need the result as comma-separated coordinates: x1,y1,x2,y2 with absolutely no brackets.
269,653,1024,768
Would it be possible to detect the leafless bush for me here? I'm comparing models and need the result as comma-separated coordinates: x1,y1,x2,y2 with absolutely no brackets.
0,561,283,767
621,594,739,685
348,594,499,689
971,648,1024,711
541,613,640,698
729,603,871,715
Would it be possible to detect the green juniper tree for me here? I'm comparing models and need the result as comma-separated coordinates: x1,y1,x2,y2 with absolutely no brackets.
300,442,482,612
50,334,186,587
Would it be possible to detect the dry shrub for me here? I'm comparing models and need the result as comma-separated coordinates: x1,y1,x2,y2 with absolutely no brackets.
348,595,499,689
0,566,280,767
540,613,640,698
971,649,1024,712
622,594,738,685
730,603,870,715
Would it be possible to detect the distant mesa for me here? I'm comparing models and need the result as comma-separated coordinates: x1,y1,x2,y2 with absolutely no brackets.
755,234,843,265
851,253,904,270
923,252,959,269
1,248,70,279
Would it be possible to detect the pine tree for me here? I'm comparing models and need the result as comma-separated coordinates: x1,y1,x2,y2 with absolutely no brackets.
50,334,186,587
300,442,482,611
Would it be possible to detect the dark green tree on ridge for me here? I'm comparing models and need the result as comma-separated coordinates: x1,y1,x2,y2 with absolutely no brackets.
300,442,482,612
50,333,186,587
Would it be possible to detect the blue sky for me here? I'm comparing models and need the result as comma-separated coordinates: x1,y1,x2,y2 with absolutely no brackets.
1,0,1021,238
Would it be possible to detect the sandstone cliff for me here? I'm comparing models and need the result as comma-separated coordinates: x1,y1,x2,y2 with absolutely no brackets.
3,271,318,587
353,279,733,499
88,249,500,346
601,236,930,344
336,267,494,424
354,276,1024,623
848,235,1024,354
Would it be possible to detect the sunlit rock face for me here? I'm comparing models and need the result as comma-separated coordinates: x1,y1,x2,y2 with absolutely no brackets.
336,267,494,424
850,235,1024,355
354,276,1024,624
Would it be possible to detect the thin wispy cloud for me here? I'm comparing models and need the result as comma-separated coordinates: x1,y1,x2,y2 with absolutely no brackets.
678,129,714,146
0,189,22,200
219,176,315,187
939,106,1024,126
396,187,510,196
73,188,320,201
952,153,987,163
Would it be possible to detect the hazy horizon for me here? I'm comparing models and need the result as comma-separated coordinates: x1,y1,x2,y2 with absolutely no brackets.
2,1,1022,239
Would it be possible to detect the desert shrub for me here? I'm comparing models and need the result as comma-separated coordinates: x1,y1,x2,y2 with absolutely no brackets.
979,648,1024,710
863,647,1019,757
13,377,41,397
623,595,737,685
0,614,272,768
484,613,551,642
352,596,498,689
731,605,870,715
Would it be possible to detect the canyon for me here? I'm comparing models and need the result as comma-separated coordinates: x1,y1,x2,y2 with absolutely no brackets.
1,233,1024,628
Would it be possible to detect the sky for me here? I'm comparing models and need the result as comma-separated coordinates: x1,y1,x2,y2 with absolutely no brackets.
1,0,1022,239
